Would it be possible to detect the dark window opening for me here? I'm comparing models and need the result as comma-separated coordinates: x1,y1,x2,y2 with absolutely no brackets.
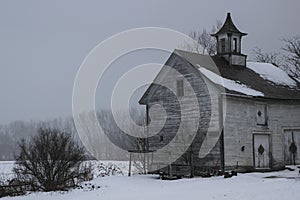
220,38,226,53
233,38,237,53
160,135,164,142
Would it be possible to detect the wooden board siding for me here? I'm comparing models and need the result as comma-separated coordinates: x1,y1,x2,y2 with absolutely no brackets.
145,53,222,175
223,95,300,171
222,96,256,171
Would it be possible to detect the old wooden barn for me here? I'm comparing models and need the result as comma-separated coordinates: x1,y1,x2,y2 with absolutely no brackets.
138,13,300,177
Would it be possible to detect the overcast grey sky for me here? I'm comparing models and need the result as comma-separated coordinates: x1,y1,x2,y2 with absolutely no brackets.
0,0,299,124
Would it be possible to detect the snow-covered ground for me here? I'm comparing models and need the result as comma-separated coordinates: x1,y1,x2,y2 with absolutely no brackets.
0,161,14,174
1,161,300,200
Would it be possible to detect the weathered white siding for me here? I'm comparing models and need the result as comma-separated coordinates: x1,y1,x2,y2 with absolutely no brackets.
223,95,300,171
145,54,222,175
142,52,300,175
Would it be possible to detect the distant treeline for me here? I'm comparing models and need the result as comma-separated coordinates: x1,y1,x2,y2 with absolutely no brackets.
0,109,145,161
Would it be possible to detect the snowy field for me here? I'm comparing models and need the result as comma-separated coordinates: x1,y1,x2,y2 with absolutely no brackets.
1,161,300,200
0,161,14,175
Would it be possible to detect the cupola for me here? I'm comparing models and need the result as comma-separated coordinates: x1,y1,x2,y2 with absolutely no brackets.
211,13,247,67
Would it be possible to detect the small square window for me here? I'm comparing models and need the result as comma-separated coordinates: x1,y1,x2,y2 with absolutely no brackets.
176,79,184,97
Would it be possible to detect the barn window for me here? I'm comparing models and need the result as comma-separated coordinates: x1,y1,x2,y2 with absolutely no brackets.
256,103,267,126
160,135,164,142
176,79,184,97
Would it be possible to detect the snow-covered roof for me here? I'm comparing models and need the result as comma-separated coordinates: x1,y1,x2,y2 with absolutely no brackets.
197,64,264,96
139,50,300,104
247,62,297,87
197,61,298,97
173,49,300,99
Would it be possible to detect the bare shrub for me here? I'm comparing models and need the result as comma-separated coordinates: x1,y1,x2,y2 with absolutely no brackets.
13,128,88,192
78,162,94,182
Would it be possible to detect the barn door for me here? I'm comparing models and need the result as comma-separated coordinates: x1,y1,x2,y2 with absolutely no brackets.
284,130,300,165
253,134,270,169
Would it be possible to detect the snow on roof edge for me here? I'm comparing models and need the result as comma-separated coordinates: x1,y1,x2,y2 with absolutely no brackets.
246,62,297,87
196,64,264,97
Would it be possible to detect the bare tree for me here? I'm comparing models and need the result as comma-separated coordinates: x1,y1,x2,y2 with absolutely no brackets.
183,20,222,55
252,47,283,67
189,29,214,55
252,35,300,81
282,35,300,80
13,128,87,191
